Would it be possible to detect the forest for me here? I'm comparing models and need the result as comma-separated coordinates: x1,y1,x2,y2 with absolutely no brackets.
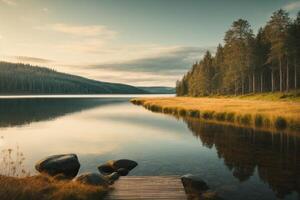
176,10,300,96
0,62,146,94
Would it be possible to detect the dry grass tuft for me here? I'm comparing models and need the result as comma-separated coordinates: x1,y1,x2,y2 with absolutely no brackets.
0,174,108,200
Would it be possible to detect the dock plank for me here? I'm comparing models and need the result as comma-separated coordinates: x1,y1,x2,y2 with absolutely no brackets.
105,176,187,200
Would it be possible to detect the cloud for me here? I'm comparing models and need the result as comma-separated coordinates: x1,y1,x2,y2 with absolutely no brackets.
283,1,300,11
42,8,49,12
37,23,117,38
89,46,214,75
61,45,215,86
12,56,53,64
0,0,17,6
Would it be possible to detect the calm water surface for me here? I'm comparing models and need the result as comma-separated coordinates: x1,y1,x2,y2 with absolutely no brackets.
0,96,299,200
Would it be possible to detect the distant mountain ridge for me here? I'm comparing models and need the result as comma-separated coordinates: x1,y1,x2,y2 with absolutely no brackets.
0,61,147,94
138,86,175,94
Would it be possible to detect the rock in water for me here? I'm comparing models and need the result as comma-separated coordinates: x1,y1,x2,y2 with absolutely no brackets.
181,174,209,194
117,168,129,176
98,159,138,176
74,173,108,186
35,154,80,178
113,159,138,171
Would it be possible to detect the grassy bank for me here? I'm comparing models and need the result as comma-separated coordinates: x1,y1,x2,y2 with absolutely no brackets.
216,91,300,102
0,174,108,200
131,93,300,132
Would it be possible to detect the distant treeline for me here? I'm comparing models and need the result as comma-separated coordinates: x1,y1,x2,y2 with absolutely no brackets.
0,62,146,94
176,10,300,96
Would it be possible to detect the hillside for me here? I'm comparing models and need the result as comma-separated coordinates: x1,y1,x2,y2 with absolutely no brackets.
138,86,175,94
0,62,147,94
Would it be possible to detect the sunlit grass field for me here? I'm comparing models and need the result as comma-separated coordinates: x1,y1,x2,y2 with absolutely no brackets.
131,93,300,132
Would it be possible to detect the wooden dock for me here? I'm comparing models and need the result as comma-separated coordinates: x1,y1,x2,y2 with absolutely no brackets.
105,176,187,200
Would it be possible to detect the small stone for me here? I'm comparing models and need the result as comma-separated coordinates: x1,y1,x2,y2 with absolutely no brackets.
106,172,120,184
98,163,115,175
74,173,108,186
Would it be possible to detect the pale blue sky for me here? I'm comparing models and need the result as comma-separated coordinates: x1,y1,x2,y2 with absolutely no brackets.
0,0,299,86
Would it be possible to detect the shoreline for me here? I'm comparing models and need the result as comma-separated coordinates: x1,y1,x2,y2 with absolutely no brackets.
131,96,300,133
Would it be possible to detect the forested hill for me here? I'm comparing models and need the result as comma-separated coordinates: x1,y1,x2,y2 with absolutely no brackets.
0,62,147,94
138,86,175,94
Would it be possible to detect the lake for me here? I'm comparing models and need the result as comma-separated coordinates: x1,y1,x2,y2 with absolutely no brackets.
0,96,299,200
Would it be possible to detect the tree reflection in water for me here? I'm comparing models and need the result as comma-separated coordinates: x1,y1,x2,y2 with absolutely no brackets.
183,118,299,199
0,98,126,128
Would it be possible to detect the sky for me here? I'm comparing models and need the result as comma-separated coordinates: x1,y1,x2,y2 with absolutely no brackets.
0,0,299,87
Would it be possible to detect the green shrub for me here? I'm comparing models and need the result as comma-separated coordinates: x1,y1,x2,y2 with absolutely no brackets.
149,105,162,112
202,111,214,119
264,118,271,127
163,107,172,114
214,112,226,121
240,114,252,125
188,110,200,118
178,109,187,116
274,116,287,130
255,114,264,127
226,112,235,122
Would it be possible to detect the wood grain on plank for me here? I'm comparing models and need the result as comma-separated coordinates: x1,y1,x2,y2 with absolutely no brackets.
105,176,187,200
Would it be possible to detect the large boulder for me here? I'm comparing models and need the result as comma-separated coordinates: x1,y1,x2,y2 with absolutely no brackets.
74,173,108,186
98,159,138,176
181,174,209,194
35,154,80,178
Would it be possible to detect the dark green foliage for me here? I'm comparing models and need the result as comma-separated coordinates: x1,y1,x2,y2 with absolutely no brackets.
176,9,300,96
188,110,200,118
275,116,287,129
202,111,214,119
226,112,236,122
178,109,187,116
214,112,226,121
240,114,252,125
163,107,173,114
147,104,162,112
0,62,146,94
254,114,264,127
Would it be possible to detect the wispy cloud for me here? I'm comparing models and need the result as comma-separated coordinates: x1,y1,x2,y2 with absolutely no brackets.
37,23,117,38
42,8,49,13
283,1,300,11
64,45,215,86
89,46,214,75
11,56,53,64
0,0,17,6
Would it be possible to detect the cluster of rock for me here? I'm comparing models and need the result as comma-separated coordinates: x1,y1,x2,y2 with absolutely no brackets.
35,154,138,187
35,154,221,199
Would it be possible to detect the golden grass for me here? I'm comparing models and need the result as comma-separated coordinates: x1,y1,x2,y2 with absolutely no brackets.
0,174,108,200
131,97,300,131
